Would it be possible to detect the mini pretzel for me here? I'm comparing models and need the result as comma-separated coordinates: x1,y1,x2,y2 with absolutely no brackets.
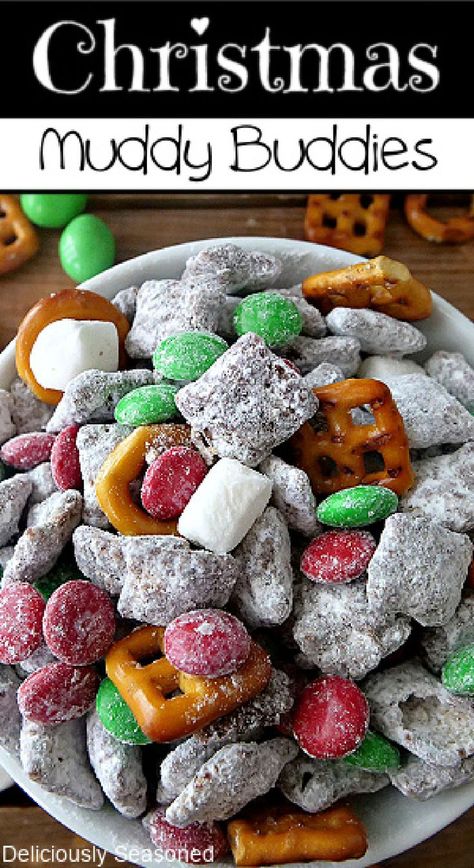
95,424,190,536
303,256,432,321
227,803,368,866
106,626,272,743
405,194,474,244
287,378,414,496
0,195,39,276
16,288,130,405
304,194,391,256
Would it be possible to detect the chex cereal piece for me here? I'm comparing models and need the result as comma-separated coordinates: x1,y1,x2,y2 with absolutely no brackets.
0,665,21,753
87,709,147,818
182,243,282,294
176,334,317,467
389,752,474,800
73,526,125,595
20,718,104,809
165,738,298,827
388,375,474,449
231,507,294,628
117,536,238,625
216,295,240,341
364,660,474,766
259,455,320,537
0,546,14,572
399,443,474,533
0,389,15,445
304,194,391,256
0,475,32,547
304,362,345,390
425,351,474,412
283,336,361,376
326,308,427,357
358,355,426,386
76,424,132,528
279,755,388,813
293,579,411,680
274,287,327,338
9,378,53,434
125,280,224,359
420,593,474,673
367,514,472,626
26,463,57,505
2,490,83,585
47,369,154,432
112,286,139,323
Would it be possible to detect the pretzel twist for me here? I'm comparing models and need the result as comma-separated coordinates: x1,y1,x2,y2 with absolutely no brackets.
0,195,39,276
305,194,391,256
405,194,474,244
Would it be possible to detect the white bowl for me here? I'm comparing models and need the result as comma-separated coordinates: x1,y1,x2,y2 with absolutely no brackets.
1,237,473,867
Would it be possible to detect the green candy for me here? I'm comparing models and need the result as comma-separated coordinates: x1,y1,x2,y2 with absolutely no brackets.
317,485,398,528
442,644,474,695
234,292,303,347
344,730,401,772
20,194,88,228
0,460,8,482
33,557,84,601
153,332,228,381
59,214,116,282
115,384,178,426
96,678,151,745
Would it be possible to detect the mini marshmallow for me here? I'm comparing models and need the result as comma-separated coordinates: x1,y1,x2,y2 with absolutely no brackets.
178,458,272,554
30,319,119,391
357,355,426,386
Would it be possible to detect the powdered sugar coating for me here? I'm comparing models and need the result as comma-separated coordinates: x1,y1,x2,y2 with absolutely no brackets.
112,285,139,323
283,336,361,376
259,455,320,537
43,580,116,665
300,529,376,585
0,475,32,547
216,295,240,341
26,462,57,505
399,443,474,532
0,546,14,572
364,660,474,766
231,507,294,628
272,287,327,338
425,351,474,411
389,375,474,449
293,579,411,680
0,389,15,445
367,514,473,627
389,752,474,800
164,609,250,677
182,243,282,294
20,718,104,810
47,369,154,432
176,333,317,467
357,355,426,386
326,308,427,357
86,709,147,818
165,738,298,827
15,642,57,676
9,378,53,434
279,754,388,812
420,594,474,673
0,664,21,753
73,526,125,595
303,362,345,390
76,424,132,528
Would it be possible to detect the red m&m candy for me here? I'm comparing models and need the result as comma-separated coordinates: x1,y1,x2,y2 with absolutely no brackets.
292,675,369,759
18,661,99,724
164,609,251,678
0,432,55,470
50,425,82,491
141,446,208,520
0,583,45,664
43,580,116,665
144,808,228,864
300,529,376,584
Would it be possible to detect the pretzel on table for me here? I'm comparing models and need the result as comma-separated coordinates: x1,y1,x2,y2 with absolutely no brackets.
405,194,474,243
0,195,39,276
305,194,391,257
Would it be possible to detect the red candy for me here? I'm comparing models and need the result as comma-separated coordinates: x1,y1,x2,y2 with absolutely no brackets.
43,580,116,665
0,432,56,470
300,529,376,584
17,661,99,724
50,425,82,491
164,609,251,678
141,446,208,520
292,675,369,759
145,808,228,864
0,583,45,664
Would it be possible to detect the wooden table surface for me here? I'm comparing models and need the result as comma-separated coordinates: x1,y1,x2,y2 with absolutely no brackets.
0,193,473,867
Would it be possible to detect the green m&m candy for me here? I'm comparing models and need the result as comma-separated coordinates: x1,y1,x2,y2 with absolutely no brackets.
344,730,401,772
33,555,84,601
59,214,116,283
96,677,151,745
20,194,88,228
317,485,398,528
234,291,303,347
442,644,474,695
115,384,178,426
153,332,228,381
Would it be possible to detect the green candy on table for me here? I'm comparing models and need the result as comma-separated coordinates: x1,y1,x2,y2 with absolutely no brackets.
317,485,398,528
59,214,116,282
153,332,228,381
96,677,151,745
33,557,84,601
20,194,88,228
234,291,303,347
115,384,179,426
442,644,474,695
344,730,401,772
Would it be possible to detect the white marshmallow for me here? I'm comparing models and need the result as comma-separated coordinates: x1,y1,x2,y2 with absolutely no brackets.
358,355,426,387
178,457,272,554
30,319,119,391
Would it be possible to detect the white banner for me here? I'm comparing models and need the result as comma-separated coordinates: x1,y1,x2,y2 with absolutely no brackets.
0,117,472,190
